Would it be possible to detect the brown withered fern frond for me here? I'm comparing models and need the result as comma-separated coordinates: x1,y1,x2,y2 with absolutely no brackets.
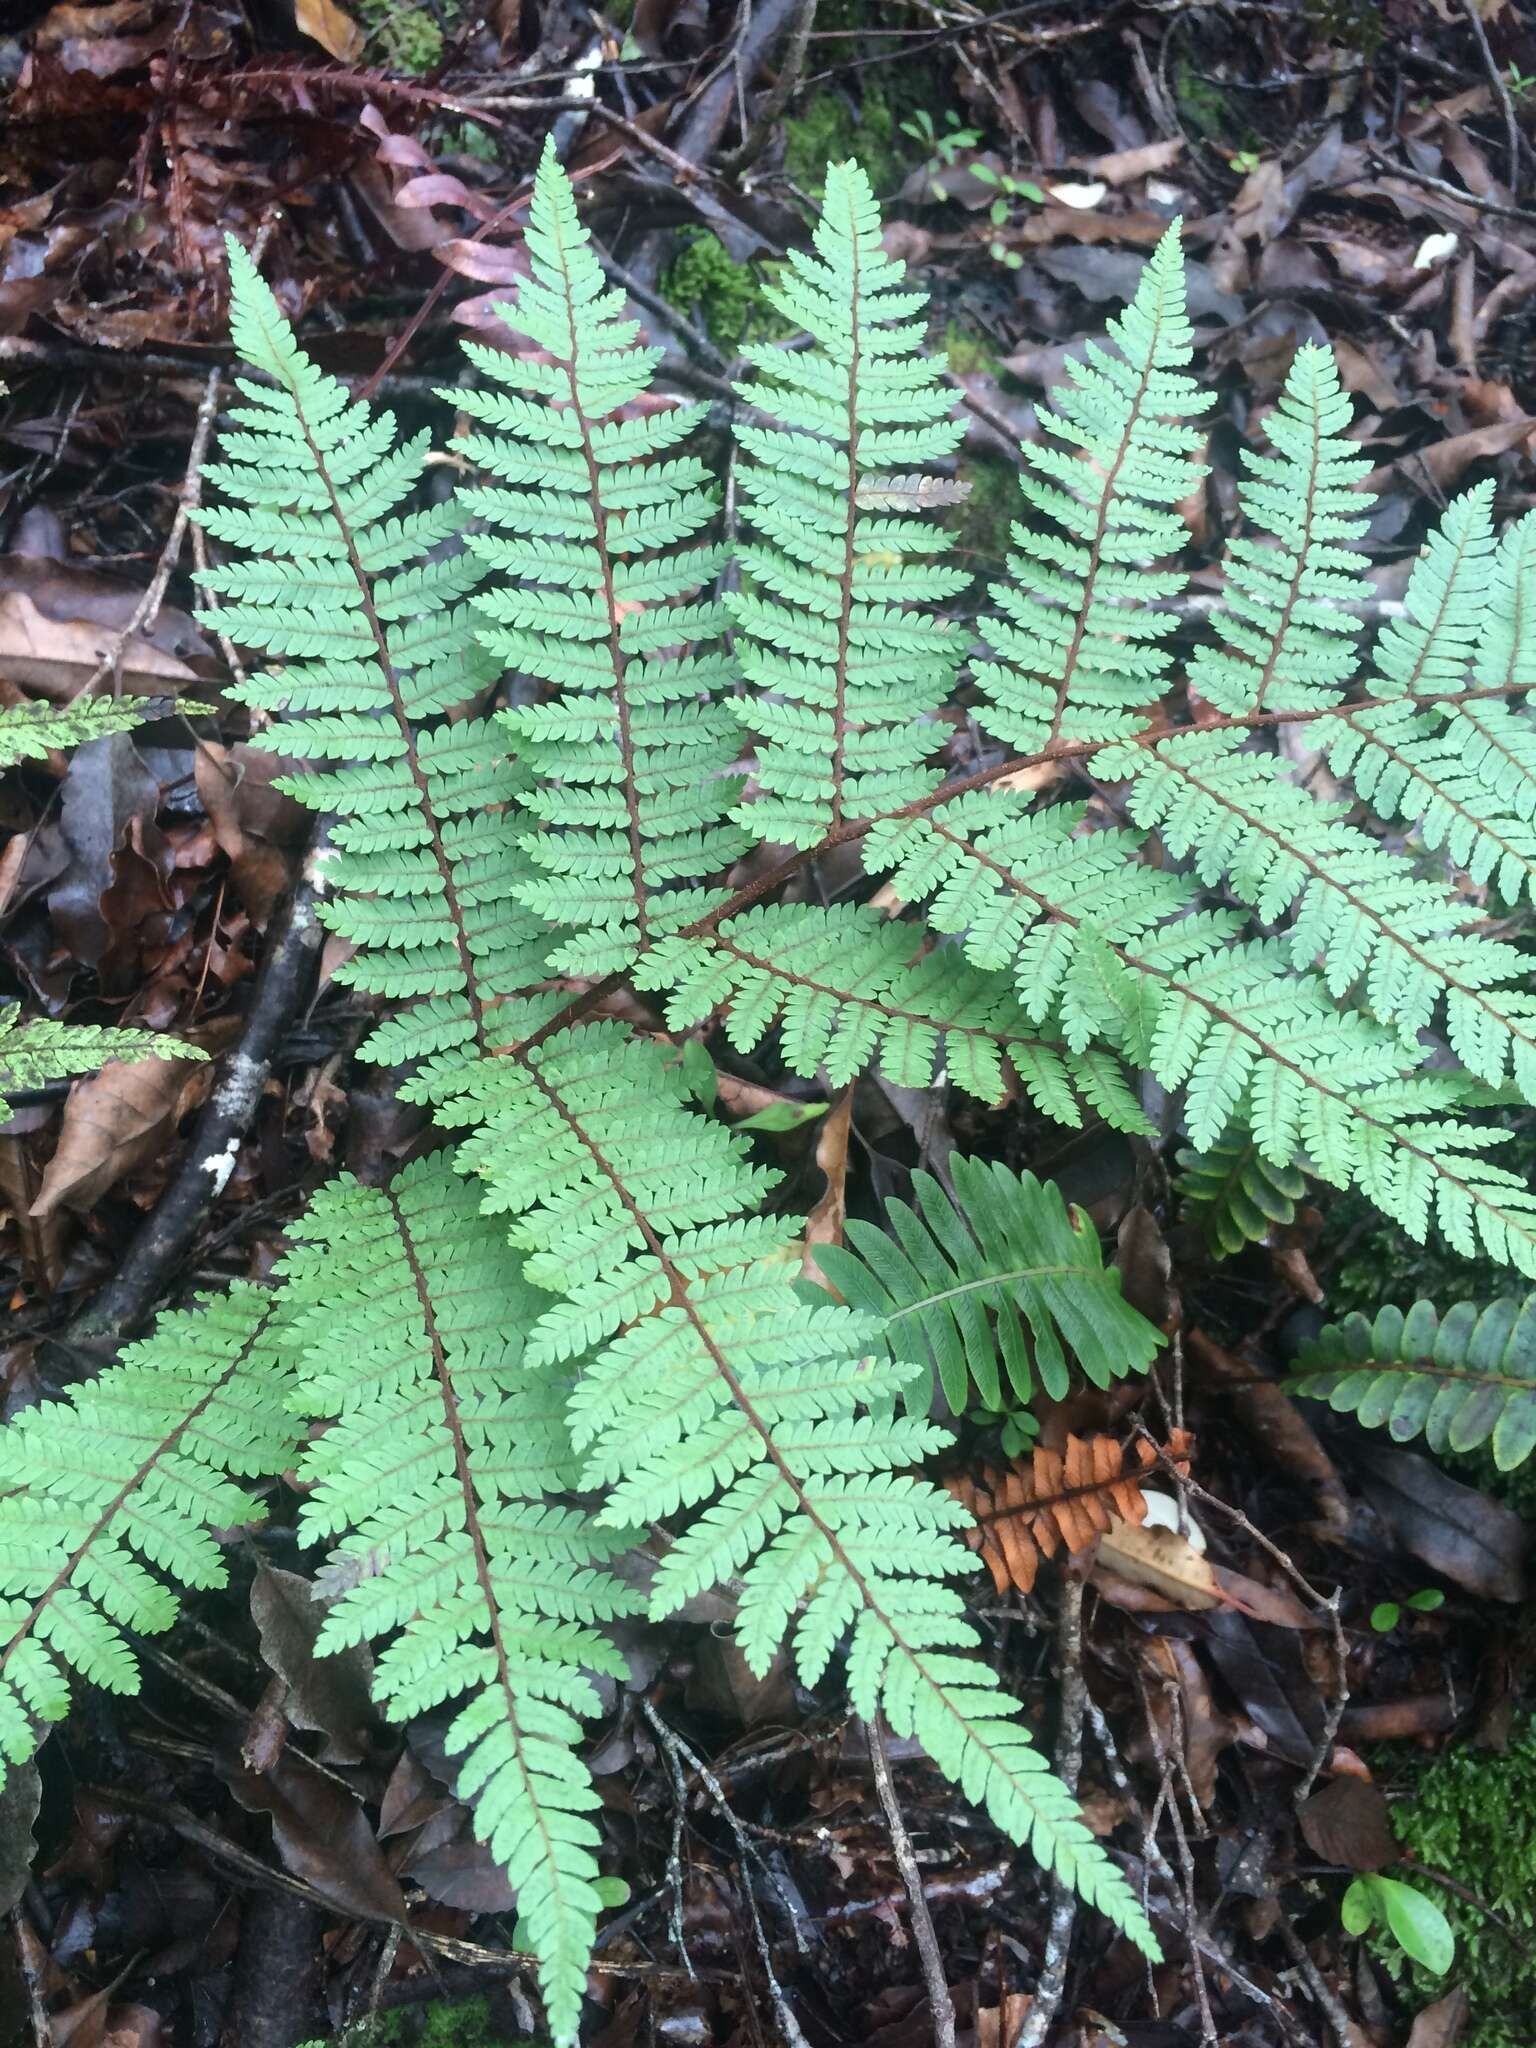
946,1432,1192,1596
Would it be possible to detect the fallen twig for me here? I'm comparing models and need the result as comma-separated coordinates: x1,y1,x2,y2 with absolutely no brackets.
868,1712,957,2048
55,823,333,1362
1014,1576,1086,2048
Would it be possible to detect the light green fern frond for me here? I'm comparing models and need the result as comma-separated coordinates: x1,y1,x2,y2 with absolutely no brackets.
0,1006,202,1095
1317,491,1536,904
816,1155,1162,1416
277,1156,638,2044
194,236,543,1088
456,141,747,976
727,160,969,846
435,1024,1159,1956
637,903,1152,1127
972,222,1210,755
1289,1294,1536,1471
0,697,145,767
0,1287,290,1777
1183,343,1371,717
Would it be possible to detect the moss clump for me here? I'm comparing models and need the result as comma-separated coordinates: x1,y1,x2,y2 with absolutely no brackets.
1376,1725,1536,2048
356,0,454,73
950,450,1020,578
659,233,760,350
783,82,902,195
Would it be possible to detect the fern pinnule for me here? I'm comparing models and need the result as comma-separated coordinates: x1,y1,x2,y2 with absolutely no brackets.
456,138,747,977
278,1156,639,2047
728,158,970,847
0,1287,290,1776
972,220,1209,756
0,696,146,767
194,236,545,1095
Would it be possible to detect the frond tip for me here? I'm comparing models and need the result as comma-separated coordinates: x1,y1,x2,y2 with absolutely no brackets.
1289,1295,1536,1470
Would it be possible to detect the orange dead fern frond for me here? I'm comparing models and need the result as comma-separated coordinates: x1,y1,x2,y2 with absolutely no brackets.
947,1432,1192,1596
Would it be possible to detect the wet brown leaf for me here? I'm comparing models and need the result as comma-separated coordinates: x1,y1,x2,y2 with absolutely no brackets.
250,1563,375,1766
1407,1988,1470,2048
1358,1445,1528,1603
223,1752,407,1924
1299,1775,1399,1873
30,1022,229,1219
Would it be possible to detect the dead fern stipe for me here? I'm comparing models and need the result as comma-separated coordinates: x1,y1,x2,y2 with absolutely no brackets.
5,142,1536,2042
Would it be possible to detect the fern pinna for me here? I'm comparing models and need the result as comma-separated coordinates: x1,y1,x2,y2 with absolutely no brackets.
6,135,1536,2041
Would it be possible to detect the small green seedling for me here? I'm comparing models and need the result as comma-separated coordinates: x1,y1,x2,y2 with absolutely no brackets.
1342,1875,1454,1976
966,1397,1041,1458
900,108,985,193
1370,1588,1445,1633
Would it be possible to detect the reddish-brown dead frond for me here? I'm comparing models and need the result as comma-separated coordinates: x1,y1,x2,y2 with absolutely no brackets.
946,1432,1192,1596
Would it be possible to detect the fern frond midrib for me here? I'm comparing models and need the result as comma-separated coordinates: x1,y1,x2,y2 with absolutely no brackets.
1302,1355,1533,1393
0,1315,269,1684
238,282,490,1053
828,188,864,835
884,1262,1095,1322
383,1182,569,1913
1156,749,1535,1052
922,814,1536,1265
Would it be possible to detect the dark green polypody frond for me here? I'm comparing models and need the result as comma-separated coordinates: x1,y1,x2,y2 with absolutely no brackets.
457,141,747,975
728,160,969,846
1177,1137,1306,1257
194,235,541,1091
1289,1295,1536,1471
0,697,145,767
972,222,1210,755
637,902,1152,1127
278,1156,640,2047
0,1286,290,1778
816,1155,1163,1417
435,1024,1159,1956
0,1005,202,1096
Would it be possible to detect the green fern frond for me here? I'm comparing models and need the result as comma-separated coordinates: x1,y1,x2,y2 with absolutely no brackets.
1289,1294,1536,1471
1183,343,1371,716
0,1287,290,1778
0,1006,202,1095
194,235,544,1088
1317,492,1536,904
972,222,1210,755
0,697,145,767
727,160,969,846
637,903,1152,1126
864,797,1536,1274
438,1024,1159,1956
1176,1136,1305,1257
816,1155,1162,1416
277,1156,640,2045
1105,730,1536,1090
456,140,747,974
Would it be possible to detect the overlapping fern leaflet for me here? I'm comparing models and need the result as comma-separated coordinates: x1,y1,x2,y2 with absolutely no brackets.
637,904,1152,1129
1100,354,1536,1091
1289,1294,1536,1471
817,1156,1162,1418
972,222,1208,754
729,160,969,845
0,696,145,767
437,1024,1158,1954
193,239,542,1082
0,1287,289,1771
276,1158,638,2044
455,139,747,975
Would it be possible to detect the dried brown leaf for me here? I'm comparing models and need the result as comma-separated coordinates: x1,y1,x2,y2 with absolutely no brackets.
946,1434,1185,1595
